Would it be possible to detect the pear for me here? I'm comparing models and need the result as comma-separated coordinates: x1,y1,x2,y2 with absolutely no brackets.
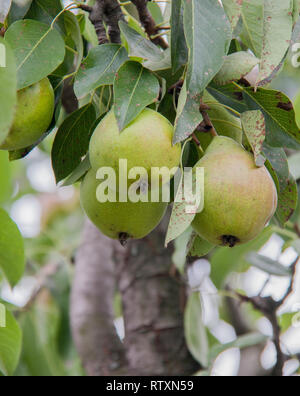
0,78,54,151
192,136,278,247
80,169,168,242
89,108,181,188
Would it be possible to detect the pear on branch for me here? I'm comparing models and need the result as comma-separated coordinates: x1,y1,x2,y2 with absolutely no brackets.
0,78,54,151
80,169,168,243
192,136,278,247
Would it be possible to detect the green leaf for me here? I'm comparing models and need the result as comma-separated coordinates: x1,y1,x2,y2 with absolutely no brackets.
279,313,295,333
245,252,292,277
223,0,243,30
210,333,268,363
51,104,96,183
210,226,273,289
188,233,215,258
147,2,164,24
64,10,83,73
240,0,264,58
170,0,188,74
263,144,298,226
165,169,204,246
257,0,293,85
172,228,193,273
5,19,65,90
113,61,160,131
173,80,203,144
293,0,300,24
144,48,171,72
237,84,300,150
202,90,243,144
241,110,266,166
62,155,91,187
0,0,12,23
207,83,248,114
7,0,32,24
0,151,12,205
119,20,163,62
184,293,209,368
213,52,259,86
183,0,232,95
25,0,65,36
0,37,17,146
0,209,25,287
174,0,232,143
0,310,22,376
78,12,98,46
74,44,128,99
19,292,66,376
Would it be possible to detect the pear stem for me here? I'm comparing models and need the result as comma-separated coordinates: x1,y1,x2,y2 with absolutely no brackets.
199,100,218,138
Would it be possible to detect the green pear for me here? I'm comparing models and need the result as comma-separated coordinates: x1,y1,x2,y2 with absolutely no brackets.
192,136,278,247
89,108,181,188
80,169,168,242
0,78,54,151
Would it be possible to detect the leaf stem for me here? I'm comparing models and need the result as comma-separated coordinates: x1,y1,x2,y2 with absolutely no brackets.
204,101,241,117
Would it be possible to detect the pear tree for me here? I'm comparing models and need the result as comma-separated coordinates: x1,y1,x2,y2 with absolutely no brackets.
0,0,300,377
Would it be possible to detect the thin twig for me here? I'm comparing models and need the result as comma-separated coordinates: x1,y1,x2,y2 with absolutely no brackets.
192,133,201,146
199,99,218,137
277,258,298,308
233,255,299,379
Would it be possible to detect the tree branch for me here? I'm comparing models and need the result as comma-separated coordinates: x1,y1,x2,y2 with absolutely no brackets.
70,221,129,376
130,0,169,49
89,0,125,45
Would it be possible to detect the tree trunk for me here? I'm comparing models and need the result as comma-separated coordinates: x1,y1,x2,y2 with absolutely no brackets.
71,220,198,376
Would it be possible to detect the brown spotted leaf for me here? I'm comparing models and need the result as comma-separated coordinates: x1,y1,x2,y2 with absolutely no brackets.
263,144,298,226
223,0,243,30
173,81,203,144
165,170,204,246
256,0,293,85
241,110,266,166
235,84,300,150
240,0,264,58
213,52,259,86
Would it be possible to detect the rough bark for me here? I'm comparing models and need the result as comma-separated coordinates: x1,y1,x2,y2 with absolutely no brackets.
70,221,128,376
117,225,198,376
89,0,125,44
71,220,198,376
131,0,169,49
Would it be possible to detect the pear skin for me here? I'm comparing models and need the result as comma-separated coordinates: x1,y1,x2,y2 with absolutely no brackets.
80,169,168,241
192,136,278,247
0,78,54,151
89,108,181,188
